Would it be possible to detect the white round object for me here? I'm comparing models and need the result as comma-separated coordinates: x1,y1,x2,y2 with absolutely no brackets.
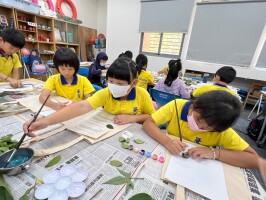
48,190,68,200
54,176,72,190
60,164,76,177
67,182,86,198
35,184,55,199
43,170,60,184
121,131,134,139
71,170,89,182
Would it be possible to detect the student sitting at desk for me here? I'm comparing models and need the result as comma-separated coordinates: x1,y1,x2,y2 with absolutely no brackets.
88,52,108,88
143,91,259,168
23,57,155,135
39,47,95,110
154,59,191,98
0,29,25,88
192,66,237,97
136,54,155,90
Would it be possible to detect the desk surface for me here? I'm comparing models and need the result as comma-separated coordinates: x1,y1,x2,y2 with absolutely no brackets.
0,79,264,200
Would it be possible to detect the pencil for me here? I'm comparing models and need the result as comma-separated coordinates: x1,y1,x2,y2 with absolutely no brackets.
174,97,182,141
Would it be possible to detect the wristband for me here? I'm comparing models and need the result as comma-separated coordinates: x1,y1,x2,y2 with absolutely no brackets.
209,147,216,160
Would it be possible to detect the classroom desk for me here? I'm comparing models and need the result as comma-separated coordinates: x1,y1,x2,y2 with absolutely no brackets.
0,82,265,200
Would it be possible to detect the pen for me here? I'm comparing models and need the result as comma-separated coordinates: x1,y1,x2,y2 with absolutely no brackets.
89,188,103,200
174,96,182,142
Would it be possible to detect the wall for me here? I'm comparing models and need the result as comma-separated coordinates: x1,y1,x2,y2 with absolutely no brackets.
97,0,107,36
50,0,98,29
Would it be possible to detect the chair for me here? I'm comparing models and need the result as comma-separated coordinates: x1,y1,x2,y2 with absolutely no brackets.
92,84,103,91
248,86,266,120
22,56,52,79
77,67,89,77
150,88,182,108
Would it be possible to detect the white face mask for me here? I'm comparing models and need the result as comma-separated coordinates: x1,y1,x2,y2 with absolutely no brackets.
108,83,131,98
100,62,105,66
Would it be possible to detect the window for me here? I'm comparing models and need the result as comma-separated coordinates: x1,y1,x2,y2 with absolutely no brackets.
140,32,184,58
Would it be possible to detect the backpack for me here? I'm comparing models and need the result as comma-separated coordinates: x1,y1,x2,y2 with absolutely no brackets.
28,49,47,72
247,117,266,141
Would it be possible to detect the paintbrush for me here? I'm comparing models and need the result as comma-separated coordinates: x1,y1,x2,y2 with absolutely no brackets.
3,94,51,168
173,96,182,141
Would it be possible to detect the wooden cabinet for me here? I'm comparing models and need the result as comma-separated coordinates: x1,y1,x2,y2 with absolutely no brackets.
0,5,15,29
243,81,266,108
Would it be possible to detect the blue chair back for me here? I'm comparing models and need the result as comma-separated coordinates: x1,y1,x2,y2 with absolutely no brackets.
92,84,103,91
150,88,181,108
78,67,89,77
22,56,29,64
186,76,203,82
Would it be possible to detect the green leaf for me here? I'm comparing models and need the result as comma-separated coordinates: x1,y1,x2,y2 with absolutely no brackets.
129,193,152,200
126,138,130,143
103,176,128,185
134,139,144,144
0,174,14,200
117,168,131,178
118,137,125,142
19,186,34,200
106,124,114,129
125,180,134,194
45,155,61,168
110,160,122,167
121,143,129,149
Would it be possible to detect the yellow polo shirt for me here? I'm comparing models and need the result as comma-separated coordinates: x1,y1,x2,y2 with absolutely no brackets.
0,53,22,82
87,86,155,115
152,99,248,150
44,74,95,100
192,83,237,97
137,70,155,90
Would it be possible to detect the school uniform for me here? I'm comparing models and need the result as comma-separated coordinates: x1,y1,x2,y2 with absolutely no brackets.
87,86,155,115
192,83,237,97
137,69,154,90
152,99,248,150
44,74,95,100
0,51,21,82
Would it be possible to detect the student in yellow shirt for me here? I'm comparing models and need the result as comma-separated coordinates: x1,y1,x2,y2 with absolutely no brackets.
23,57,155,135
136,54,155,90
0,29,25,88
192,66,237,97
143,91,258,168
39,47,95,110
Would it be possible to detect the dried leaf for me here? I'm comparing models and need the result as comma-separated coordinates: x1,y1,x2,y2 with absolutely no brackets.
121,143,129,149
125,180,134,194
19,186,34,200
110,160,122,167
106,124,114,129
129,193,152,200
118,137,125,142
103,176,128,185
134,139,144,144
45,155,61,168
117,168,131,178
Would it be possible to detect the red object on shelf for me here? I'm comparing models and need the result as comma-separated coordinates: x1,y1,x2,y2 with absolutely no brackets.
98,33,105,38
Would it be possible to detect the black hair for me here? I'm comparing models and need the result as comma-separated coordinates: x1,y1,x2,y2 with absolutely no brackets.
125,50,133,59
106,57,137,84
53,47,80,75
101,56,108,61
192,90,242,132
164,59,182,86
118,53,127,58
0,29,25,49
215,66,236,84
135,54,148,75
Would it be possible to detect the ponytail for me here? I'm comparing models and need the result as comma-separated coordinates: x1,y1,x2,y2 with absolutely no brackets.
164,59,182,87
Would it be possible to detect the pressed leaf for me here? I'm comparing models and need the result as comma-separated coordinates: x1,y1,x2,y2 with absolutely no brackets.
103,176,128,185
110,160,122,167
121,143,129,149
106,124,114,129
118,137,125,142
125,180,134,194
134,139,144,144
129,193,152,200
45,155,61,168
117,168,131,178
126,138,130,143
19,186,34,200
0,174,14,200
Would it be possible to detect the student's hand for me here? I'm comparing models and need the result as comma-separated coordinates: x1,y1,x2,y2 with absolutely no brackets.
9,78,22,88
23,117,49,137
187,147,215,159
165,139,187,155
53,102,69,110
114,114,136,125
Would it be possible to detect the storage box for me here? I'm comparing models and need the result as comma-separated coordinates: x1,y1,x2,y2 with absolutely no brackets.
67,33,73,43
0,0,40,14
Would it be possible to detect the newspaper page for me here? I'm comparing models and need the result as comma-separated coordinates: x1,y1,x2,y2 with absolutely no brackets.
4,124,168,200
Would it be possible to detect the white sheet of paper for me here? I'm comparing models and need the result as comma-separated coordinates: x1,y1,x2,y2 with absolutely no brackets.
4,84,34,92
164,143,228,200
